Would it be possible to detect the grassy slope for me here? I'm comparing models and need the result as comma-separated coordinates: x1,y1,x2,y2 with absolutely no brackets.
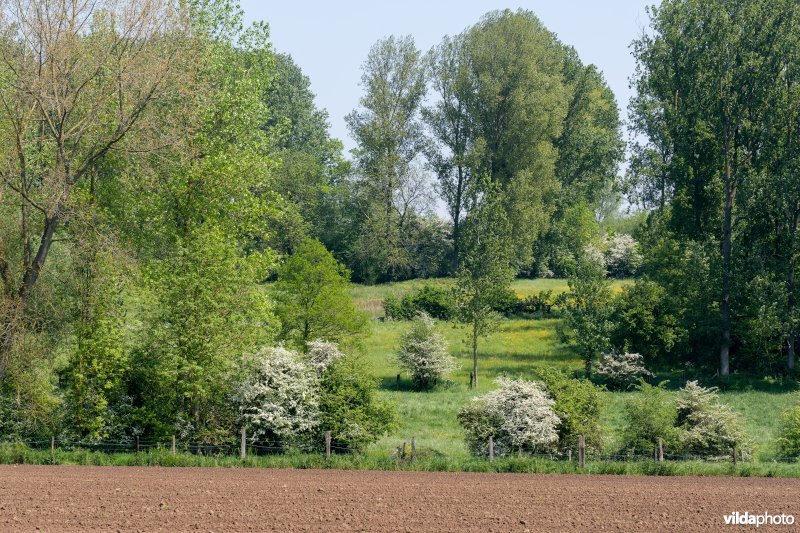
353,278,797,460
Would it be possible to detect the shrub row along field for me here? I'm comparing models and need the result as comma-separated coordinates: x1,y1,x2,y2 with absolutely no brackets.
352,279,798,461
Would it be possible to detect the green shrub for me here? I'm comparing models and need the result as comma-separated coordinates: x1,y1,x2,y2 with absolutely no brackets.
621,381,678,455
317,356,396,452
382,294,409,320
407,286,455,319
540,369,603,452
675,381,749,456
490,287,520,317
383,285,454,320
777,396,800,459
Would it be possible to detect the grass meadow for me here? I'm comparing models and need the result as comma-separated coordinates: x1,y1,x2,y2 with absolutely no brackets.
352,279,798,461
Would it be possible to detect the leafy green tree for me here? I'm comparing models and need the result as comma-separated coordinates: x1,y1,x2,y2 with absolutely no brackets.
454,182,516,389
63,243,129,440
558,256,614,374
424,34,475,271
461,10,566,266
274,239,367,349
0,0,185,382
611,279,686,368
124,4,283,441
346,35,428,281
263,53,351,255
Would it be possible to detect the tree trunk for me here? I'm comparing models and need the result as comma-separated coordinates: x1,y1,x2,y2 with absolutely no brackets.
720,135,734,377
0,192,67,382
451,165,465,272
788,209,798,371
472,323,478,390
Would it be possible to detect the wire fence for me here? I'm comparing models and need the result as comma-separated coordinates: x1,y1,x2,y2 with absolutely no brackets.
2,433,798,464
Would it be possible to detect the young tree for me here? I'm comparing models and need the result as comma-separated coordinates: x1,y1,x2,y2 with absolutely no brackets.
454,181,515,389
558,255,614,374
274,239,367,349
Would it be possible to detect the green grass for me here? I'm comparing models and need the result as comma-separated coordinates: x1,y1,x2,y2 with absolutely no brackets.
362,317,580,456
2,443,800,477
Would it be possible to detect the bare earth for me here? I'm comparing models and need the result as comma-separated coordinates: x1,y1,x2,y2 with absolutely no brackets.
1,466,798,531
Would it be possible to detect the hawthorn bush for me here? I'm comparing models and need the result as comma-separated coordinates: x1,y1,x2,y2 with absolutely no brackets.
235,346,319,445
675,381,749,456
594,351,653,390
396,312,455,389
458,377,560,457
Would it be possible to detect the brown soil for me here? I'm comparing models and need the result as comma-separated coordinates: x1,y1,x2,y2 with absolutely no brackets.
1,465,798,531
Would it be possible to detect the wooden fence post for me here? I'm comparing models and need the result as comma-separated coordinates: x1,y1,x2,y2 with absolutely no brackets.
50,435,54,454
410,437,416,464
240,428,246,460
401,441,407,460
578,435,585,468
325,431,331,460
136,435,140,453
489,436,494,464
658,438,664,462
568,449,572,462
171,435,176,455
732,447,737,465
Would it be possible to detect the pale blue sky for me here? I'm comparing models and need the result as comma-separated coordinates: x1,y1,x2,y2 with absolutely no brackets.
239,1,654,151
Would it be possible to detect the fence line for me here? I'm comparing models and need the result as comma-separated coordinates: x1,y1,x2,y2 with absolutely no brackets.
1,433,795,464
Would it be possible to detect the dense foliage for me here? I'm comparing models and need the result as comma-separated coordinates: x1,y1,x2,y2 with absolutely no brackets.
621,381,749,457
540,370,604,452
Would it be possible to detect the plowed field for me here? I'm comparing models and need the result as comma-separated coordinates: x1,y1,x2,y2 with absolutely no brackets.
1,465,797,531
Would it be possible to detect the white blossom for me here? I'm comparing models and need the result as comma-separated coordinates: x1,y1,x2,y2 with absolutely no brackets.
459,377,560,456
603,233,641,278
594,351,653,390
396,312,455,387
235,346,319,443
306,339,345,375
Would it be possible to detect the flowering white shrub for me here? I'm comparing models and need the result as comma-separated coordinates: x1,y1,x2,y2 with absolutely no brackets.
235,346,319,444
306,339,345,375
458,377,560,456
594,351,653,390
583,243,606,273
603,233,641,278
396,312,455,388
676,380,749,455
